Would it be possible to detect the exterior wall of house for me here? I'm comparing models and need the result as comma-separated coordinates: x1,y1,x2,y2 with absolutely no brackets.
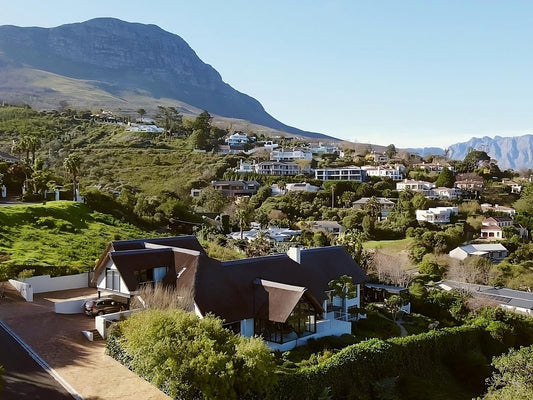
266,319,352,352
449,247,468,260
255,162,300,176
96,261,131,297
270,149,312,162
315,167,365,181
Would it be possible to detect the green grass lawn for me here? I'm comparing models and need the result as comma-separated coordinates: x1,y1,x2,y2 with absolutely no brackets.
363,238,414,254
0,201,152,274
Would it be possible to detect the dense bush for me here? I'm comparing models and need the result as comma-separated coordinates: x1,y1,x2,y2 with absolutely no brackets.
276,325,487,399
106,309,277,400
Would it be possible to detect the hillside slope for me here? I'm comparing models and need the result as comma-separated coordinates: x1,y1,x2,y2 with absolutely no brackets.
0,18,332,140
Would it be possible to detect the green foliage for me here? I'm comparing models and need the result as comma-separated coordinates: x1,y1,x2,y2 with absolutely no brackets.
276,325,486,399
483,345,533,400
107,309,277,400
435,167,455,188
0,202,151,273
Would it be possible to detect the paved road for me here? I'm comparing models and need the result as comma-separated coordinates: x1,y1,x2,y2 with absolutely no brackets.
0,323,74,400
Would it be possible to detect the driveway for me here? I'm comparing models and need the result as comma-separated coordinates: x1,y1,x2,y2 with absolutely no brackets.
0,286,170,400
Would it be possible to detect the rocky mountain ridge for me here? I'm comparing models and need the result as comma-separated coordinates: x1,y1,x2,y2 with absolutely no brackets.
408,135,533,171
0,18,331,140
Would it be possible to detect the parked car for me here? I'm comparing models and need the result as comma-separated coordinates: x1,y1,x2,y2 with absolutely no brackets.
84,297,128,316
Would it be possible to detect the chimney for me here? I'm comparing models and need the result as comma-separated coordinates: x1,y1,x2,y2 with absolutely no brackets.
287,247,301,264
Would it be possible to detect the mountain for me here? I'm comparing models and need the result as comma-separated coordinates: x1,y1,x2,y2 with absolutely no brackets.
0,18,332,140
405,147,445,157
447,135,533,171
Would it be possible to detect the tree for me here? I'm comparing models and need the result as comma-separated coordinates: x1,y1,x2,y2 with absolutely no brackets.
385,144,397,159
483,345,533,400
63,154,82,200
459,150,491,173
385,294,403,321
195,187,228,213
435,167,455,188
136,108,146,122
328,275,358,319
154,106,182,137
192,110,212,132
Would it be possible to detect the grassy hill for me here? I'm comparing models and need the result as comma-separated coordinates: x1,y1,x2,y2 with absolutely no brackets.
0,201,152,274
0,67,318,141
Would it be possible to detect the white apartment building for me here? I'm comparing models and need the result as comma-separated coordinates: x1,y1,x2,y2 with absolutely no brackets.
255,161,302,176
315,167,366,182
270,148,313,162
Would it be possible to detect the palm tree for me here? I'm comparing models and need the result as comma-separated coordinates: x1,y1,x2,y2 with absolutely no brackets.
63,154,82,200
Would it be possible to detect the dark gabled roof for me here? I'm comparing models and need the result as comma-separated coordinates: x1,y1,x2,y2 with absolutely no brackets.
110,248,175,291
94,238,368,324
299,246,369,302
92,236,204,284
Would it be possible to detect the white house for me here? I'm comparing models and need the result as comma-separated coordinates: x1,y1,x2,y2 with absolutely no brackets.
227,227,302,242
429,187,461,200
285,182,320,193
361,165,404,181
315,167,366,182
416,207,458,224
480,216,528,240
226,132,251,146
448,243,508,263
396,179,435,195
307,142,341,155
270,148,313,162
412,162,454,173
234,160,255,174
480,204,517,217
255,161,303,176
92,237,369,351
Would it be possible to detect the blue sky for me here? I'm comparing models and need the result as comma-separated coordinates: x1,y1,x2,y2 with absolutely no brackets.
2,0,533,148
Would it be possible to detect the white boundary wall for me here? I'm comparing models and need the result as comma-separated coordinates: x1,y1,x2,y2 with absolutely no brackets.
8,279,33,302
25,273,89,294
96,309,140,338
54,299,89,314
9,273,90,302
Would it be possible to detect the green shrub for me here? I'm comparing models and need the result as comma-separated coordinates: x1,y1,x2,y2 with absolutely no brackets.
107,309,277,400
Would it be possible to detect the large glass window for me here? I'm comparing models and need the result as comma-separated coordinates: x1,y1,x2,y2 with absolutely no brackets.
105,269,120,291
254,297,318,344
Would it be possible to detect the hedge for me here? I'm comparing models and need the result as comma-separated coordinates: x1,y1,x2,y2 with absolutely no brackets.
276,325,486,400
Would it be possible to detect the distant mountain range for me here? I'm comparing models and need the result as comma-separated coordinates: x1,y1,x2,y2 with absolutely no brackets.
0,18,333,140
408,135,533,171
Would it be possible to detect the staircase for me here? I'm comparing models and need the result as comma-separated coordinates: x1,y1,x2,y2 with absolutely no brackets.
88,329,104,341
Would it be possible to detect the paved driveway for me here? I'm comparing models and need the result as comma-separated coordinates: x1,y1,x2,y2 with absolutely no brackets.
0,286,170,400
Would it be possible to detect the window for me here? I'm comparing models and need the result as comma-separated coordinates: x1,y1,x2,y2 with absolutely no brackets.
254,297,318,344
105,269,120,291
